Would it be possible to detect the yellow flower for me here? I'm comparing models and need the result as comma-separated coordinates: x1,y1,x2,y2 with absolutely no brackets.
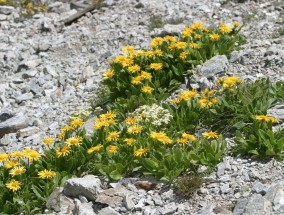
220,22,232,33
56,145,71,158
42,137,54,146
65,136,82,147
182,27,193,37
0,153,9,162
191,22,205,30
140,71,152,80
233,21,240,28
169,99,180,104
4,160,20,169
70,118,84,128
209,33,220,41
178,138,189,144
87,144,103,154
198,98,213,108
151,37,164,48
108,145,118,154
154,49,163,56
203,131,219,139
170,42,187,50
9,166,26,176
94,118,116,129
101,111,116,119
112,55,133,67
106,131,120,141
141,86,154,94
60,125,74,133
134,148,148,157
128,125,143,134
131,76,143,85
179,51,187,60
150,132,173,144
6,179,21,192
211,97,219,105
164,35,177,43
38,169,56,179
128,64,141,73
189,42,200,49
217,76,243,88
178,89,197,101
123,138,135,145
23,149,41,161
182,133,197,141
194,34,201,39
102,69,115,79
125,116,137,125
255,115,279,123
10,151,24,159
122,46,135,53
150,63,163,71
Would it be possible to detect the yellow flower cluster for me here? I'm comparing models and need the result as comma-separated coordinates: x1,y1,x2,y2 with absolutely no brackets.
38,169,56,179
198,88,218,108
219,22,232,33
255,115,279,123
217,76,243,89
150,131,173,144
106,131,120,141
94,111,117,129
178,133,197,144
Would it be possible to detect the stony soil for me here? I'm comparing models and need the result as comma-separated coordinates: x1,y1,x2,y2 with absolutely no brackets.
0,0,284,214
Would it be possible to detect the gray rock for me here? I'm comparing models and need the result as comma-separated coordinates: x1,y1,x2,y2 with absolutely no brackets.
152,194,163,206
267,104,284,121
97,206,120,215
273,188,284,213
0,112,28,138
74,199,96,215
217,163,226,177
159,202,178,215
151,24,186,37
44,65,58,77
252,181,268,195
220,183,231,194
0,6,15,15
82,116,95,137
15,92,33,103
46,187,75,213
22,70,38,79
96,185,135,207
124,195,135,210
200,55,228,78
234,194,272,215
0,14,7,21
63,175,102,201
16,126,40,138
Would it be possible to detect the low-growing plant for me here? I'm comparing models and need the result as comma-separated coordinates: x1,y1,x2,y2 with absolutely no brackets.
175,173,203,197
102,22,245,107
233,117,284,160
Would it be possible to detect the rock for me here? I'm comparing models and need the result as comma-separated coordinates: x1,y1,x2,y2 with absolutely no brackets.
82,116,95,137
159,202,178,215
152,194,163,206
46,187,75,213
0,14,7,21
220,183,231,194
267,104,284,121
252,181,268,195
217,163,226,177
96,185,136,207
74,199,96,215
273,188,284,213
16,126,40,138
63,175,102,201
97,206,120,215
150,24,186,37
44,65,58,77
0,112,28,138
200,55,229,78
0,6,15,15
0,133,17,146
233,194,272,215
22,70,38,79
124,195,135,210
15,92,33,104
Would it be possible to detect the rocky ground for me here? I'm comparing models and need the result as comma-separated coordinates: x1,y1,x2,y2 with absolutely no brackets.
0,0,284,214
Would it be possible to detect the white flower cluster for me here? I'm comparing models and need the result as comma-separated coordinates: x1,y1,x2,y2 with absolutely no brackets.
131,104,173,127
